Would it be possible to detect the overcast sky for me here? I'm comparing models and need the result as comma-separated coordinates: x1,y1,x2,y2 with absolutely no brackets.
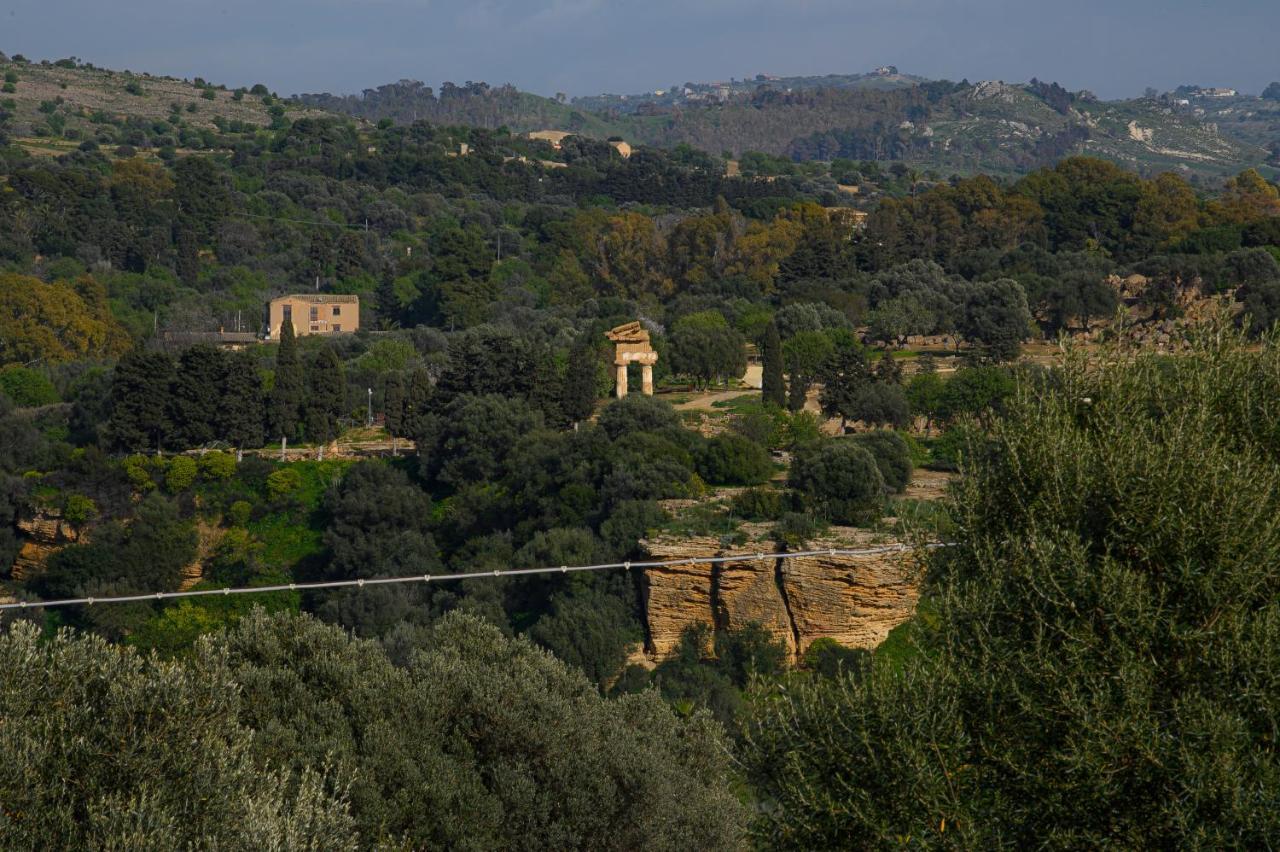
2,0,1275,100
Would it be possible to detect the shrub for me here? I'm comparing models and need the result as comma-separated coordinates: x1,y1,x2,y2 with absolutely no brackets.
122,454,155,491
227,500,252,528
165,456,198,493
198,451,236,481
62,494,98,528
0,366,58,407
850,430,913,493
597,395,682,440
801,637,870,680
265,468,302,502
696,433,773,486
599,500,668,558
771,511,827,548
780,410,822,448
788,440,885,525
731,487,784,521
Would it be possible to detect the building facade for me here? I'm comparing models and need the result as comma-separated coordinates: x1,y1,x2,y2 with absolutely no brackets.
268,294,359,339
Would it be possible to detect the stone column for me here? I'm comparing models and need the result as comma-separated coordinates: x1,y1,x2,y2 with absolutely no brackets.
641,364,654,396
615,362,628,398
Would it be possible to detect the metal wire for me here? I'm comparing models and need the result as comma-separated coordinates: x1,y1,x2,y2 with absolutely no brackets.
0,544,949,612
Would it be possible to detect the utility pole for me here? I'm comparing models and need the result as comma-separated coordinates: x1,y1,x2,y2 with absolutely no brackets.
366,387,373,428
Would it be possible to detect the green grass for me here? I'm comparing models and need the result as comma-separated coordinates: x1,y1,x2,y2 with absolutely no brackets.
247,513,325,570
709,393,761,412
245,458,351,570
874,599,938,672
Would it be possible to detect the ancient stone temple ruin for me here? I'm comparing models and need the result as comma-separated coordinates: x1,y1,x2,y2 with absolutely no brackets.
606,321,658,398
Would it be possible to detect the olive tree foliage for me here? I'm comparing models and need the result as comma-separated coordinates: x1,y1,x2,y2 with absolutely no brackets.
666,310,746,389
958,277,1034,361
0,621,356,850
745,328,1280,848
218,609,747,851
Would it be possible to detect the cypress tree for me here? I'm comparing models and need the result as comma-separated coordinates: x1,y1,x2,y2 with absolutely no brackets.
376,272,401,329
220,350,265,451
561,341,599,427
268,320,304,442
174,223,199,288
106,350,175,453
402,368,434,445
383,371,406,437
304,346,346,445
761,321,786,408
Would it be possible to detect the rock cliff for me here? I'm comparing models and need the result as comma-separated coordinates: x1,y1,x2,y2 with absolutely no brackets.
640,525,921,662
10,509,84,582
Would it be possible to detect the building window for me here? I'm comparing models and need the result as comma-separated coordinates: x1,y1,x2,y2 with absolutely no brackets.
310,306,319,321
283,305,292,321
332,305,341,317
333,324,342,333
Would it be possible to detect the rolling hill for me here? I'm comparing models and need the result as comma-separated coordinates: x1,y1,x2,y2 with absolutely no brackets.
301,72,1278,179
0,54,330,158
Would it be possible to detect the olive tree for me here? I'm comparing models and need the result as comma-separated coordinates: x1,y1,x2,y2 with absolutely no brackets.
745,328,1280,848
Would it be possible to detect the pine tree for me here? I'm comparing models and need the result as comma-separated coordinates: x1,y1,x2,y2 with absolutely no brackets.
761,321,786,408
220,351,264,451
106,350,175,453
383,371,406,437
169,344,227,448
304,346,346,445
268,321,304,442
561,340,599,427
818,342,872,432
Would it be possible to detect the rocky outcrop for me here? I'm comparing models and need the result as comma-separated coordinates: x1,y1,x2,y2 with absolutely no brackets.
11,509,84,582
782,532,920,654
639,525,921,662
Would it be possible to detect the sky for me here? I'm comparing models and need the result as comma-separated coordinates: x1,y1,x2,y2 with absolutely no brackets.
2,0,1276,101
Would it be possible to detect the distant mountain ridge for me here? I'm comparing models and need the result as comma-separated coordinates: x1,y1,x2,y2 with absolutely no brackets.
298,70,1279,179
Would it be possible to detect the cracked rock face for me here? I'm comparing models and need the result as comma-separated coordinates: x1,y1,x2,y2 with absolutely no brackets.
639,528,920,662
782,535,920,655
11,509,83,582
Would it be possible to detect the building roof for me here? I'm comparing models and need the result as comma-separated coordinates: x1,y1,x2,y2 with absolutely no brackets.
271,294,360,304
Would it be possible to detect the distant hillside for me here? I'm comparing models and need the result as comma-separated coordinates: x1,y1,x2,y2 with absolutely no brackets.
571,68,927,115
297,80,624,136
0,54,332,157
302,72,1276,179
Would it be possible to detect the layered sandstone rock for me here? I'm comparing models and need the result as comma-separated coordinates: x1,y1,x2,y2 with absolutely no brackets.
11,509,83,582
639,525,921,662
782,532,920,656
639,536,719,658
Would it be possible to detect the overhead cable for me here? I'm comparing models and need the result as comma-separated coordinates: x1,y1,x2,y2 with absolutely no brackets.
0,544,949,612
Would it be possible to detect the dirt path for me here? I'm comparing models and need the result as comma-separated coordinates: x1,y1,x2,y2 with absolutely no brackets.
672,390,755,412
